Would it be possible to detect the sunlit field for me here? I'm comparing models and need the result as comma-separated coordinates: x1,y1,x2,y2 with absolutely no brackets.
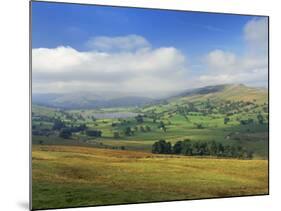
32,145,268,210
31,2,269,209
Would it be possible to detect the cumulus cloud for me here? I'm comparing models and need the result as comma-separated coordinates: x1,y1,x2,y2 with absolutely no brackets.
32,36,189,95
199,18,268,87
205,49,236,71
244,18,268,55
32,18,268,95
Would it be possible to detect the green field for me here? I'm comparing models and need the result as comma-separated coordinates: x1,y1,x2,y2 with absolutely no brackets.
32,145,268,210
32,84,269,209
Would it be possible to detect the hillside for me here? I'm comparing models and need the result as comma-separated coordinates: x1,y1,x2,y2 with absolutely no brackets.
173,84,268,104
32,83,268,158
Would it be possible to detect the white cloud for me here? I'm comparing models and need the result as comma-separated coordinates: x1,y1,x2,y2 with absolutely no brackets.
86,34,150,52
32,18,268,96
32,36,189,95
199,18,268,87
205,49,236,71
244,18,268,55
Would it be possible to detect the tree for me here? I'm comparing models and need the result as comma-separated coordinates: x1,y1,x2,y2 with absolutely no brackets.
52,119,64,130
124,127,132,136
245,150,254,159
59,128,72,139
86,129,102,137
145,125,151,132
181,139,193,155
135,115,144,123
113,131,120,139
152,140,172,154
198,142,208,155
140,126,145,132
209,141,218,156
224,117,230,124
195,123,204,129
70,123,87,132
257,114,264,124
153,139,253,159
173,141,183,154
159,121,165,128
159,121,167,132
187,102,197,112
217,143,224,156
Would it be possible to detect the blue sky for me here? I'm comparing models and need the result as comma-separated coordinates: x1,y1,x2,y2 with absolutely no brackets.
32,1,268,95
32,2,252,57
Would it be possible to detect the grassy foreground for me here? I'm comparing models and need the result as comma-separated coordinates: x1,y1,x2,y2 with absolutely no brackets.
32,145,268,210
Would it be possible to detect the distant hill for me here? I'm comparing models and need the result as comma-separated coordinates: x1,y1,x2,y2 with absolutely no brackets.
32,84,268,109
172,84,268,104
32,92,154,109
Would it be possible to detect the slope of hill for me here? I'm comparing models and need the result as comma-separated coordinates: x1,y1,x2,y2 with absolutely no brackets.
32,83,269,159
172,84,268,104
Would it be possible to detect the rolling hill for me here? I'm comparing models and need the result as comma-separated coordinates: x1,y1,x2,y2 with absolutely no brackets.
173,84,268,104
32,84,268,109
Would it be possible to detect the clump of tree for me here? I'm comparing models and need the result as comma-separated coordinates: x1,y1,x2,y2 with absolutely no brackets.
70,124,87,133
140,125,145,132
152,140,172,154
158,121,166,132
86,129,102,137
239,118,254,125
32,128,51,136
52,119,65,130
257,114,264,124
135,115,144,123
194,123,204,129
152,139,253,159
224,117,230,124
124,127,133,136
113,131,120,139
145,125,151,132
59,128,72,139
138,125,151,133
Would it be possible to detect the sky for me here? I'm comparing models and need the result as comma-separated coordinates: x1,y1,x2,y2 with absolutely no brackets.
32,1,268,96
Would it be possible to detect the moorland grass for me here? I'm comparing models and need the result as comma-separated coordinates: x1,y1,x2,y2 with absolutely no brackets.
32,145,268,210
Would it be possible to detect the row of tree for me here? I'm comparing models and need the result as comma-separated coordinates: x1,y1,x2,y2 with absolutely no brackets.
59,128,102,139
152,139,253,159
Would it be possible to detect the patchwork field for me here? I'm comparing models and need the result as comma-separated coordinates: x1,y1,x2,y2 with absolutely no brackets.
32,145,268,210
32,84,269,209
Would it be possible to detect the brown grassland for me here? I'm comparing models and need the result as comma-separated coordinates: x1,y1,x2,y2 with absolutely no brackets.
32,145,268,210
